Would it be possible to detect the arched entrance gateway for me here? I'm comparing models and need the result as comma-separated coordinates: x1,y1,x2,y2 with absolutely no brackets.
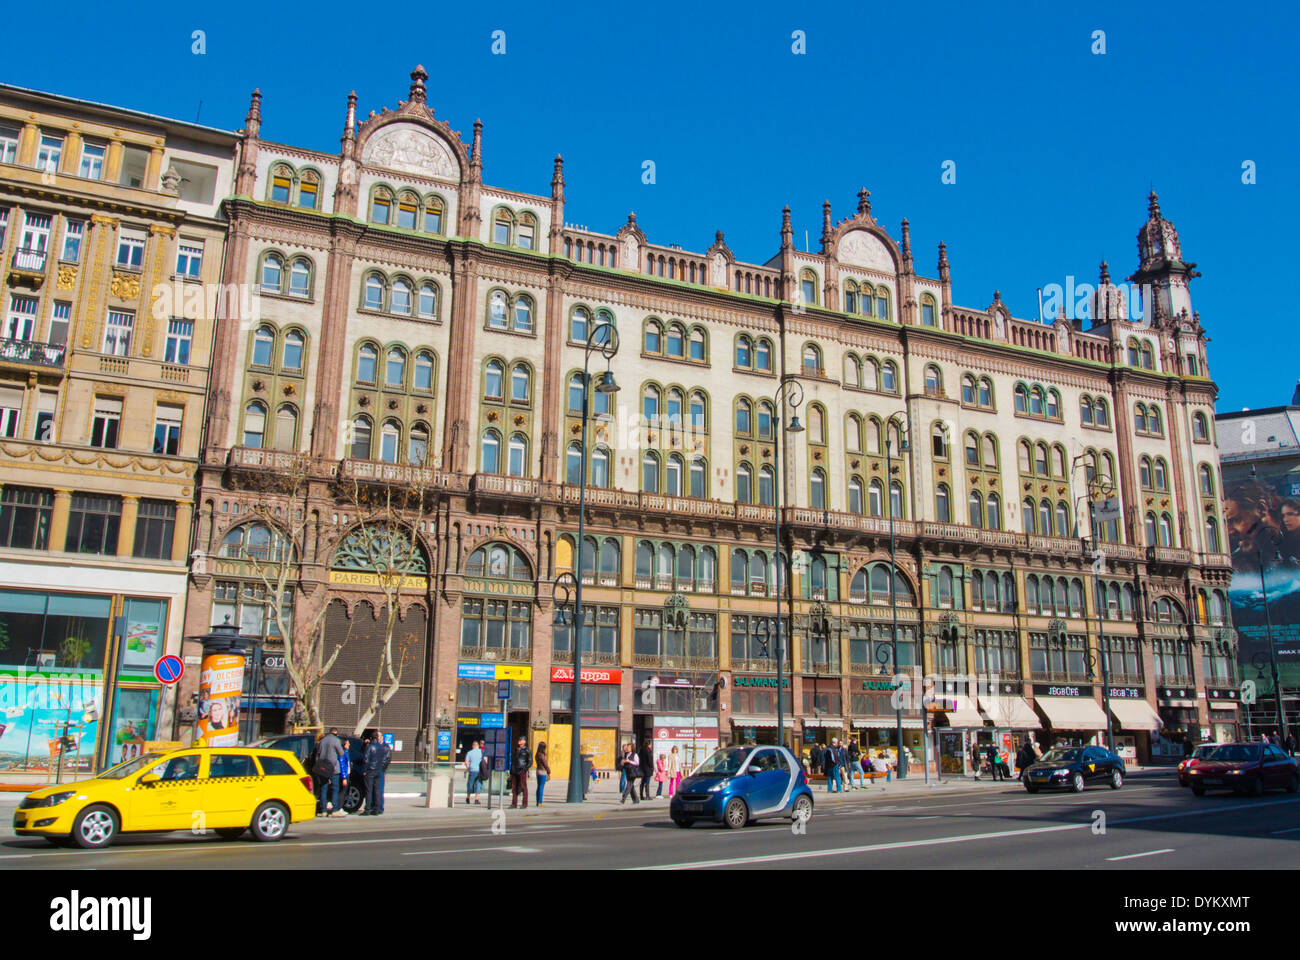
319,523,431,765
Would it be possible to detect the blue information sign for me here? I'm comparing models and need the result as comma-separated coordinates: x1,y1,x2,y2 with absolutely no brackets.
480,713,505,729
458,663,496,680
497,678,511,702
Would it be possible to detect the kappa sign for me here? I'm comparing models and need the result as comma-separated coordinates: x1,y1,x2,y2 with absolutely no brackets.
550,666,622,684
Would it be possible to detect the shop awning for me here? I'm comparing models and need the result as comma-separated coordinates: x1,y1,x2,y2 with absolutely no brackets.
1160,698,1197,708
1035,695,1108,731
978,696,1042,730
852,718,924,729
1109,699,1163,733
938,704,985,728
729,716,794,728
801,718,845,728
1209,701,1239,711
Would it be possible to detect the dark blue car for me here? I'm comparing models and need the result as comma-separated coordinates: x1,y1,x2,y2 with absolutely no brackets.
670,745,814,828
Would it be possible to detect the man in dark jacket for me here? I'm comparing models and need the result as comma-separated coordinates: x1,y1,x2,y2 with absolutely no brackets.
363,731,392,815
510,736,532,808
985,743,1003,782
313,728,345,816
824,739,842,792
639,738,654,799
810,743,823,775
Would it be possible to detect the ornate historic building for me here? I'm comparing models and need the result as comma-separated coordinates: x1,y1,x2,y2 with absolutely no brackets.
0,84,235,772
187,67,1237,772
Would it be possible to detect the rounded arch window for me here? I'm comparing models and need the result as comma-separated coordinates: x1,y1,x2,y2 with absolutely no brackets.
243,402,267,448
364,273,385,311
274,405,298,452
466,542,531,581
351,416,373,459
417,282,437,318
260,254,283,293
507,433,528,476
414,352,434,392
289,259,311,297
488,291,508,328
357,344,378,384
282,329,304,371
485,360,504,399
252,325,275,367
756,339,772,371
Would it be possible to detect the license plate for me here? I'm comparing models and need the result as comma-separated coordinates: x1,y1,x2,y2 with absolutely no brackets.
1032,775,1048,781
1203,778,1223,786
682,802,706,812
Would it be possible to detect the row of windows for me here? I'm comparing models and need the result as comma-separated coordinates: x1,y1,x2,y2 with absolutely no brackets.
0,485,174,559
843,354,901,393
1013,383,1063,420
841,280,894,320
267,163,323,211
362,272,441,319
1079,394,1111,428
1134,402,1165,437
643,319,707,362
1016,439,1071,480
1138,455,1171,492
0,126,153,188
355,343,437,392
1126,337,1156,370
369,186,448,235
960,375,995,409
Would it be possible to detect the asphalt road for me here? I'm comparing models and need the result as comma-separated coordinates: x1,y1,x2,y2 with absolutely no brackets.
4,777,1299,870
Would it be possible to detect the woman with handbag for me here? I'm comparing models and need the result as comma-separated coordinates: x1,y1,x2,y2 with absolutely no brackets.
534,742,551,806
654,753,667,798
620,743,641,804
666,745,682,797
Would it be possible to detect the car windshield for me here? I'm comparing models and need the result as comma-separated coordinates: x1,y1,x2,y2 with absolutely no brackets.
694,747,752,776
1194,745,1219,759
97,753,166,780
1041,748,1082,763
1210,744,1261,763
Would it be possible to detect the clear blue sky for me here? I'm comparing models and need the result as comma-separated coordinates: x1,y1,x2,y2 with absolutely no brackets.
14,0,1293,413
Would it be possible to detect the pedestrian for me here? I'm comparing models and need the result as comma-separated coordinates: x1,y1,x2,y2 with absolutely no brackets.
1015,741,1035,780
510,735,531,808
465,739,484,805
363,730,391,816
1183,739,1194,760
333,738,351,817
534,742,550,807
873,751,890,784
618,747,628,794
847,739,865,790
810,742,823,775
970,741,983,780
985,743,1003,782
824,739,842,793
655,753,667,798
666,745,682,797
620,743,641,804
1286,733,1296,757
639,738,654,800
313,727,345,817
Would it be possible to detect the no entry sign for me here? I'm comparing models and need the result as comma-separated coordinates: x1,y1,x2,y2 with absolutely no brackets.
154,655,184,685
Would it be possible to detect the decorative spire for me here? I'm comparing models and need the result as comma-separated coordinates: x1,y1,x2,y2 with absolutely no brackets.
900,218,912,269
821,200,833,244
342,91,357,143
781,205,793,248
409,65,428,104
937,240,950,281
715,229,725,245
992,290,1002,304
1148,190,1161,218
552,154,564,188
470,119,483,171
1099,259,1110,284
245,89,262,137
627,211,637,227
857,187,871,217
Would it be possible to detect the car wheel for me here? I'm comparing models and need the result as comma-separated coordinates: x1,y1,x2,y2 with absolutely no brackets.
723,797,748,829
672,816,693,828
1025,782,1040,794
1110,770,1123,790
1192,784,1205,796
216,827,245,840
1288,774,1299,795
250,802,290,842
341,783,364,814
72,804,119,849
1071,772,1085,793
1250,777,1265,797
792,794,813,824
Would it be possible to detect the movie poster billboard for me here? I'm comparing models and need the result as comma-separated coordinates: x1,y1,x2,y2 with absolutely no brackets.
0,673,101,773
1224,466,1300,693
197,652,245,746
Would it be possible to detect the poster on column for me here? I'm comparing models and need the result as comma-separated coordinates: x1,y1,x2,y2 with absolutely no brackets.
197,653,245,746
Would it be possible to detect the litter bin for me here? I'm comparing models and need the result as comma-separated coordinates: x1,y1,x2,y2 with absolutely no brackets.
580,755,595,798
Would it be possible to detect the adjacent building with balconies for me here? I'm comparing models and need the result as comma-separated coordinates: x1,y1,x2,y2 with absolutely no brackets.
188,67,1236,774
0,84,235,774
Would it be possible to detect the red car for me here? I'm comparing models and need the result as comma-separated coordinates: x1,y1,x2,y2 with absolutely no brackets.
1185,742,1300,797
1177,743,1222,787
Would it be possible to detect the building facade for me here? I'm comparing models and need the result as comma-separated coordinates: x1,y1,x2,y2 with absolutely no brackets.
0,84,236,774
187,67,1238,772
1217,384,1300,741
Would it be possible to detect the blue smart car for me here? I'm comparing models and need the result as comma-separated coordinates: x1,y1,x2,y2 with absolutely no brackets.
669,745,814,828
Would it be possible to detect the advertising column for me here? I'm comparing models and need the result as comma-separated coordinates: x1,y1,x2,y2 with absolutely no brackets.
196,638,246,747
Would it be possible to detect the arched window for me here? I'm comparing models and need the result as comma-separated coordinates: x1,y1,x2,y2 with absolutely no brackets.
1144,512,1158,545
289,258,311,297
593,446,610,488
424,195,444,234
1140,456,1152,489
484,360,504,399
364,272,385,311
644,320,662,354
1193,412,1209,441
866,418,882,455
982,435,997,469
987,493,1001,530
390,278,412,315
1159,513,1173,547
260,253,283,293
274,405,298,451
1055,502,1069,537
1095,398,1109,427
844,280,860,314
243,402,267,448
1198,464,1215,496
862,357,879,391
281,330,304,371
979,378,992,408
736,335,752,368
889,481,904,519
803,344,822,376
507,433,528,476
965,432,980,466
1035,443,1048,477
1081,396,1094,425
1154,458,1168,491
932,423,948,460
252,325,275,367
848,477,863,514
357,343,378,384
570,307,590,343
1018,440,1032,474
1039,499,1051,535
1053,445,1067,479
736,463,752,503
408,423,429,465
492,209,513,245
962,375,976,404
642,451,660,492
968,490,984,527
810,468,826,509
665,323,685,358
844,353,860,387
1206,516,1221,552
1046,390,1061,420
666,454,683,497
480,430,500,473
1014,384,1029,413
921,295,936,327
385,348,406,388
936,483,951,522
465,542,529,581
488,290,509,328
868,479,883,517
1149,405,1163,436
379,420,401,463
1134,403,1147,434
924,365,942,396
1141,342,1154,369
800,269,818,306
1030,387,1045,416
689,457,706,498
690,392,706,431
600,539,621,578
1023,497,1037,534
759,465,775,506
511,364,530,403
882,361,897,393
642,385,660,421
676,544,695,583
516,213,536,250
417,282,438,318
566,442,583,485
351,416,372,459
808,404,825,444
736,398,752,435
513,296,533,333
756,339,772,371
755,400,772,438
689,327,706,362
1128,339,1141,366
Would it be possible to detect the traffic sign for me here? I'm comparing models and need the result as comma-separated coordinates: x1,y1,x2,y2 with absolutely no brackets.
154,655,184,685
497,678,512,702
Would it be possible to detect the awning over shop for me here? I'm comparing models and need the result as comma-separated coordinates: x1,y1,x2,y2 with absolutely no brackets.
938,698,985,728
1160,699,1196,709
978,696,1042,730
729,716,794,728
1109,699,1163,733
1035,695,1108,731
1209,701,1239,711
801,718,845,728
852,718,924,729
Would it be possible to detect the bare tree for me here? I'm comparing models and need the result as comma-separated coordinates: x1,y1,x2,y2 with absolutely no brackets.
242,453,346,728
334,473,432,737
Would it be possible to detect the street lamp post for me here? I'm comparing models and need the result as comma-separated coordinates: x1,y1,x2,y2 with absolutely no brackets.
563,321,619,804
1071,456,1116,752
771,378,805,753
885,411,910,779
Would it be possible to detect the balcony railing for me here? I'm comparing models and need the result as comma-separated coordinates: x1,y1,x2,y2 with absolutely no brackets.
0,338,65,369
1148,546,1194,565
1155,673,1195,687
551,649,620,666
632,653,718,670
11,247,47,273
339,457,467,490
460,644,530,663
732,658,784,673
1106,673,1145,686
229,446,306,472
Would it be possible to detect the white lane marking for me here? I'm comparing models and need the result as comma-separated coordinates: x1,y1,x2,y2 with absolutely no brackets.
0,855,34,861
1269,826,1300,835
913,816,941,820
402,845,540,857
632,796,1300,870
520,824,568,830
1106,849,1174,861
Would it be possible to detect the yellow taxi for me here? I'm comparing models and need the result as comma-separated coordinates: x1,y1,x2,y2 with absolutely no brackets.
12,746,317,849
